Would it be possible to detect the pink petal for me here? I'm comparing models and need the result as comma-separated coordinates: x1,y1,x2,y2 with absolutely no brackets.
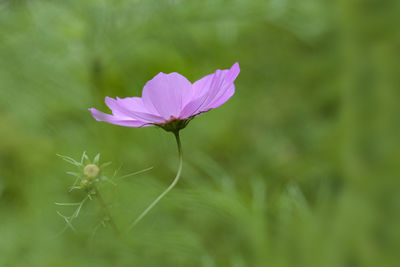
208,84,235,109
105,97,165,124
115,97,166,123
116,96,149,113
89,108,150,127
142,72,192,120
179,93,208,118
180,62,240,118
202,62,239,110
179,71,222,118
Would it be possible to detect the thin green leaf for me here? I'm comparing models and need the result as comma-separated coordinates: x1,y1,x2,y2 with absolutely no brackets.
54,202,82,206
80,151,87,165
57,154,81,167
100,161,112,168
93,153,101,165
117,166,154,180
66,171,80,178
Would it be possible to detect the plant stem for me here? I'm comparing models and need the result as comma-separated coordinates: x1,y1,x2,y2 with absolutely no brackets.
93,185,120,236
128,131,183,231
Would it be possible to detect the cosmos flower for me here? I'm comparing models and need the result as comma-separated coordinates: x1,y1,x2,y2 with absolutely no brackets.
89,62,240,132
89,62,240,229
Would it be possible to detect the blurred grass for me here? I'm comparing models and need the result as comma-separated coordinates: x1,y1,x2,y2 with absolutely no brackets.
0,0,399,266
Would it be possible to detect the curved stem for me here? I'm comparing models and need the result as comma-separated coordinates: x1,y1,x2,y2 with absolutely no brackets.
93,185,120,236
128,131,183,231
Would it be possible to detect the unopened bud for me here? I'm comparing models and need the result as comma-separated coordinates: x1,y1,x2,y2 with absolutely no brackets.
80,179,89,187
83,164,100,179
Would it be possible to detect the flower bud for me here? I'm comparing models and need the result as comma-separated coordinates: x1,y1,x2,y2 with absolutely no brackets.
83,164,100,179
80,179,89,187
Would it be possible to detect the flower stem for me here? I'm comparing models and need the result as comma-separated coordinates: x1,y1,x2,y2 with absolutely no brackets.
128,131,183,231
93,185,120,236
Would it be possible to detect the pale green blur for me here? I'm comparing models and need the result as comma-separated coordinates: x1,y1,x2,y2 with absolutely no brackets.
0,0,399,266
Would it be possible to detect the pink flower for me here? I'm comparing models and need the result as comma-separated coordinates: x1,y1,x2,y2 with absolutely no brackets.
89,62,240,132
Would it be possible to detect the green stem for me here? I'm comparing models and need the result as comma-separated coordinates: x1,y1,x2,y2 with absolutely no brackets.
128,131,183,231
93,185,120,236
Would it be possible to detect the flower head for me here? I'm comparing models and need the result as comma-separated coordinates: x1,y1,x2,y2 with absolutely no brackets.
89,62,240,132
83,164,100,179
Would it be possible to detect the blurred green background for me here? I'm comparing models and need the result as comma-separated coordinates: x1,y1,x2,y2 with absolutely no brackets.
0,0,399,266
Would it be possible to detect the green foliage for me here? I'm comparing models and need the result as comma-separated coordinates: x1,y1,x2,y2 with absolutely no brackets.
0,0,399,266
